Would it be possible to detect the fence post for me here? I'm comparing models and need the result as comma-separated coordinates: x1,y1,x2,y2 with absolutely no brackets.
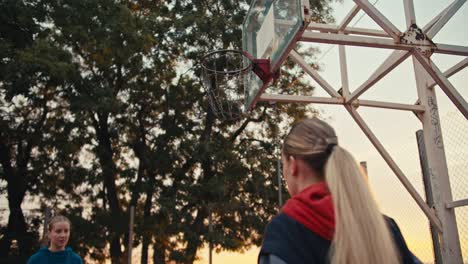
416,130,443,264
413,59,462,263
277,158,283,208
128,206,134,264
209,207,213,264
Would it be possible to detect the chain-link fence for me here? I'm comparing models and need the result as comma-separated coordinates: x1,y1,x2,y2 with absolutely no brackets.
366,109,467,264
441,111,468,263
373,136,434,263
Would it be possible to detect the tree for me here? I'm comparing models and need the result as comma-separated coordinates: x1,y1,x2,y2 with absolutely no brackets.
51,0,334,262
49,0,180,262
0,0,80,261
157,0,336,262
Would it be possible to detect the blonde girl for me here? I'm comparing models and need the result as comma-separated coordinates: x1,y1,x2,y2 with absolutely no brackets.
258,118,416,264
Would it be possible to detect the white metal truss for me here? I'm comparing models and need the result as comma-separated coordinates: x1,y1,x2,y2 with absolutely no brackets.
259,0,467,262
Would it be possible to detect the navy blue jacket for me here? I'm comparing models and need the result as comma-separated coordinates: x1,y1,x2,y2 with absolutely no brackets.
259,213,418,264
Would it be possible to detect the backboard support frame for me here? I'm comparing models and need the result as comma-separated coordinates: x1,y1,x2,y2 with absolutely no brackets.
244,0,468,262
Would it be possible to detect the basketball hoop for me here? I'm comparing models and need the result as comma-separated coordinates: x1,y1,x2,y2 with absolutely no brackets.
201,49,252,120
201,49,280,120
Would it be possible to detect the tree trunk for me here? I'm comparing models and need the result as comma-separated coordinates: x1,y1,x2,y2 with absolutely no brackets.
93,112,123,264
152,242,165,264
140,175,155,264
184,209,207,264
0,142,34,261
140,233,150,264
109,236,122,264
0,195,29,259
180,108,214,263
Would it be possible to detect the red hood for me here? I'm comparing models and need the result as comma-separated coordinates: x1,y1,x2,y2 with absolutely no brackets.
282,181,335,240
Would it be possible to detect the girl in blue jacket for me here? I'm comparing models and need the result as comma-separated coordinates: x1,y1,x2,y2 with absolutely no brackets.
27,215,83,264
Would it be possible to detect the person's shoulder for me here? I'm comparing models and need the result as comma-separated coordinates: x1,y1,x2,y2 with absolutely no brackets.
267,213,295,227
267,213,285,226
27,248,48,264
261,213,325,264
71,251,82,259
27,253,42,264
71,253,83,264
260,214,295,263
264,213,292,235
66,247,83,264
262,213,311,253
266,212,328,239
262,213,292,240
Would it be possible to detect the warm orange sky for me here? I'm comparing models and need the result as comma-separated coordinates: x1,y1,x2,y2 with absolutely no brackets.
195,246,258,264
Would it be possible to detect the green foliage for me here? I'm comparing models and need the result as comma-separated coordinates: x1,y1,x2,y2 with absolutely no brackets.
0,0,84,261
0,0,335,263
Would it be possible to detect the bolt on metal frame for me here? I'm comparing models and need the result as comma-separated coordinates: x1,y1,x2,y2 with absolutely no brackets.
258,0,467,262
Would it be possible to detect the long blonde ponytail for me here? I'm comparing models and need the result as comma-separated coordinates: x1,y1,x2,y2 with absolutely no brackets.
325,146,399,264
282,118,400,263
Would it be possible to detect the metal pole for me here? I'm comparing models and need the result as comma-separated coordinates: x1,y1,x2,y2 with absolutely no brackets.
209,208,213,264
128,206,134,264
274,103,283,210
413,58,462,263
416,130,442,264
277,158,283,208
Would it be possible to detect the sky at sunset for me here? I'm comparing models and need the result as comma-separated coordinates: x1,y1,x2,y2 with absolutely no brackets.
194,0,468,263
